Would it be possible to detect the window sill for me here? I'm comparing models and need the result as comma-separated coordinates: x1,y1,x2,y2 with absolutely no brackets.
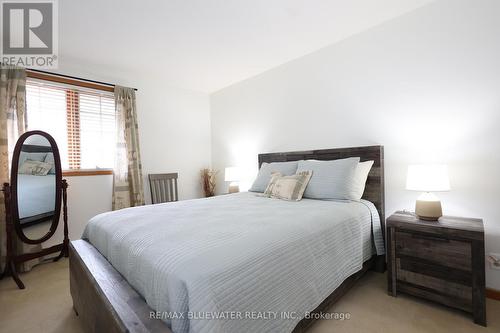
63,169,113,177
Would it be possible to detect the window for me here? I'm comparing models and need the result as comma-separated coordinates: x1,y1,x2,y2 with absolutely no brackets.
26,78,116,171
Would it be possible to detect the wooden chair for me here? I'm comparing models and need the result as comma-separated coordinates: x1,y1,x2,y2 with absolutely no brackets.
148,173,179,204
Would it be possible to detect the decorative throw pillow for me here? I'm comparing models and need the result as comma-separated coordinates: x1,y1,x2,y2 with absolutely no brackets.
19,160,53,176
249,161,298,193
263,171,313,201
263,172,282,196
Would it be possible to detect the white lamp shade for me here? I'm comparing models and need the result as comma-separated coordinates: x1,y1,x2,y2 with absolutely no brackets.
225,167,241,182
406,164,450,192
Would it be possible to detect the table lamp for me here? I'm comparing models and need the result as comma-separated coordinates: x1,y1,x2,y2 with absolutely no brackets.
406,164,450,221
225,167,241,193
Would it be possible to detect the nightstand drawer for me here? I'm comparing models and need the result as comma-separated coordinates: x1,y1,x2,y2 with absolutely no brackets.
395,230,471,270
396,258,472,303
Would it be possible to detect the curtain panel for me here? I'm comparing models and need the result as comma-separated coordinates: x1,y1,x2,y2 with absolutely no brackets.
112,86,145,210
0,65,27,272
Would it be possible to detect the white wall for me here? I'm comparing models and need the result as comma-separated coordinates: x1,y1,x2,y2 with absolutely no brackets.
35,61,211,247
137,75,211,202
35,174,113,247
210,0,500,289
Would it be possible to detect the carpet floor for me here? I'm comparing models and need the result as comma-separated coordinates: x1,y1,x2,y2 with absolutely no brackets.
1,258,499,333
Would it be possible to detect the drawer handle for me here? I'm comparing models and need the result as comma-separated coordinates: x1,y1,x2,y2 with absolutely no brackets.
411,233,450,242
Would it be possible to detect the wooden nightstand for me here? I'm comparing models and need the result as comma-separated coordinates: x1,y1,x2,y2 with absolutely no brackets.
387,211,486,326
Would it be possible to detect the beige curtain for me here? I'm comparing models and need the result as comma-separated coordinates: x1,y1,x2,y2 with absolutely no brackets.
112,86,145,210
0,65,27,272
0,65,42,273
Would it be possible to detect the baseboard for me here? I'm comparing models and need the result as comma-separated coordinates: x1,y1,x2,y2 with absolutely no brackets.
486,288,500,301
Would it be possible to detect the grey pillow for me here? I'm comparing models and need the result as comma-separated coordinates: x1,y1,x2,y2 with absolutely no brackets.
249,161,298,192
297,157,360,200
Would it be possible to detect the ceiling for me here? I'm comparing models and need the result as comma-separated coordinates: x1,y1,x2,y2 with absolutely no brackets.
60,0,434,93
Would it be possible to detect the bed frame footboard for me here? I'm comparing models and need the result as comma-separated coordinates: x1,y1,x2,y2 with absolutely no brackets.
69,240,173,333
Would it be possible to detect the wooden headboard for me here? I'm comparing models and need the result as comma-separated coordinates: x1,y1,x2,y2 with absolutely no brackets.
21,144,53,153
258,145,385,238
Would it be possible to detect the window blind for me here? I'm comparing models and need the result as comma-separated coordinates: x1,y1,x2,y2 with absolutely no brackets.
26,79,116,170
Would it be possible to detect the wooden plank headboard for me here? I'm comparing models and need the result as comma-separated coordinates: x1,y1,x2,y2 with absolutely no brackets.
258,145,385,238
21,144,53,153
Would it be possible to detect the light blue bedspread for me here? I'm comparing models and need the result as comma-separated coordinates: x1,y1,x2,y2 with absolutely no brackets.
83,192,384,333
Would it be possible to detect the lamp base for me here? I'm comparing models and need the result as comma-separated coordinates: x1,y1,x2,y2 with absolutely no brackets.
228,183,240,194
415,194,442,221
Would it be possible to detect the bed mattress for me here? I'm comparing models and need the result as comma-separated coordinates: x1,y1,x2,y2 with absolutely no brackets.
83,192,384,333
17,174,55,220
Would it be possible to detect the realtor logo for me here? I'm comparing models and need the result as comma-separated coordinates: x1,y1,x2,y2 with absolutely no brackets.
1,0,58,68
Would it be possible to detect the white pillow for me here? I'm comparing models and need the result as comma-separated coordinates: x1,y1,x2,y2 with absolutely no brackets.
44,153,57,174
249,161,298,193
350,160,374,201
297,157,360,200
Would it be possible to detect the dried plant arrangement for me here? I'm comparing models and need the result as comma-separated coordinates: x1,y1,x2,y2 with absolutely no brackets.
201,168,218,197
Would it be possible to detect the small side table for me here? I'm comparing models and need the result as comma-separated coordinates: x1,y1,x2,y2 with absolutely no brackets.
387,211,486,326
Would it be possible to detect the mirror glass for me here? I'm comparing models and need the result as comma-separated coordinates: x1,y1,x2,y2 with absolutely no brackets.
16,134,57,241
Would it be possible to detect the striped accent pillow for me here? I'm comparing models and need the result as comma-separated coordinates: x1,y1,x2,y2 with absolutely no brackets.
263,172,282,196
263,171,313,201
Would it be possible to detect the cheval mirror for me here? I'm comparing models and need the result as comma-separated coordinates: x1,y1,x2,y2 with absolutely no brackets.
0,130,69,289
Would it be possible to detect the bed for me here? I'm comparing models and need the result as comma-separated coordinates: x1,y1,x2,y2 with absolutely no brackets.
18,174,56,222
70,145,386,333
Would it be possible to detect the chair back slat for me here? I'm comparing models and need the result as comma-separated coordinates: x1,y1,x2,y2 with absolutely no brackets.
151,180,158,202
160,180,166,202
148,173,179,204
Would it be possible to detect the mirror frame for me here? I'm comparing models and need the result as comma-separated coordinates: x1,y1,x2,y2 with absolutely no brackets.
10,130,63,244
